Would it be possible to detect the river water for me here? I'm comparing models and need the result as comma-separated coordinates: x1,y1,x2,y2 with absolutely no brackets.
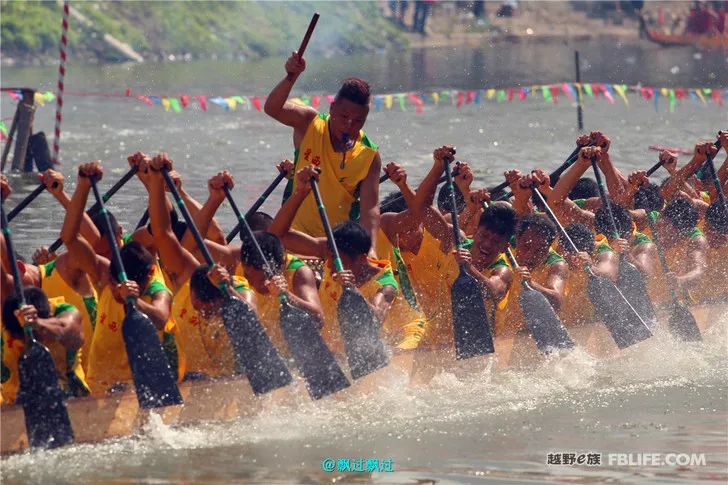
1,41,727,483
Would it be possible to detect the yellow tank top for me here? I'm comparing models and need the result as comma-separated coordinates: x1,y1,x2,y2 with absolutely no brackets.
86,277,182,394
319,258,399,354
285,113,378,237
646,227,705,305
1,297,89,404
695,241,728,302
39,260,97,373
171,275,249,378
502,249,566,337
559,241,613,326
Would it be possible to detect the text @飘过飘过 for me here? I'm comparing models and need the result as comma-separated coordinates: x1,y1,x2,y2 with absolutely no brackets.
321,457,394,473
547,452,707,467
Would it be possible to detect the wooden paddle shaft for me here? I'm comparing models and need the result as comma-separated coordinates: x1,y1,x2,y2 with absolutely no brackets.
286,13,320,81
590,158,620,238
226,171,287,243
310,177,345,272
1,204,27,305
703,140,726,207
88,177,130,286
7,184,47,222
443,158,463,249
223,186,276,278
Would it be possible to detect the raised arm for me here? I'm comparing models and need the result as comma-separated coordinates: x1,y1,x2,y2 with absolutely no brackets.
263,52,317,148
40,169,101,246
662,142,717,201
414,146,453,211
380,162,421,241
268,165,328,258
179,171,232,252
359,153,382,257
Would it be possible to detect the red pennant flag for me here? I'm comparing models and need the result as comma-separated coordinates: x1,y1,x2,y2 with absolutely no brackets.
136,95,153,106
549,86,559,104
312,95,321,109
675,88,687,100
326,95,335,104
712,89,723,106
466,90,475,104
180,95,190,108
561,83,575,102
7,91,20,101
408,93,424,113
124,88,132,97
456,91,465,107
640,87,653,100
507,88,514,102
194,95,207,111
250,96,262,112
519,87,527,101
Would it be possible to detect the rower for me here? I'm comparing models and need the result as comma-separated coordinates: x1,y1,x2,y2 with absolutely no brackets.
269,165,419,354
60,162,183,395
1,286,88,404
138,155,252,379
695,201,728,303
265,53,382,248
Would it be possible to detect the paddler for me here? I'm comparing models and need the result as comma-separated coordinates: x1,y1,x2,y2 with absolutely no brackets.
60,161,182,395
264,53,382,250
695,201,728,303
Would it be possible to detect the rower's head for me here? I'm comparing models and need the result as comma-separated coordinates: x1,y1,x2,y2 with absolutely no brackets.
189,265,225,318
437,184,466,216
91,210,124,259
568,177,599,200
109,241,155,303
240,231,285,293
657,198,698,244
595,201,633,240
330,221,370,271
246,212,274,232
330,78,370,143
473,203,516,263
2,286,51,339
561,223,595,254
634,183,665,213
515,214,557,265
705,201,728,245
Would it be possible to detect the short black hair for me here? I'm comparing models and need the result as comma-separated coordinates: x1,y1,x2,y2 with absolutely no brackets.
595,201,633,239
335,77,371,106
380,192,407,214
516,213,557,246
437,183,465,215
479,203,516,238
662,198,698,237
189,264,224,303
705,201,728,235
569,177,599,200
240,231,285,272
110,240,154,287
146,210,187,241
91,209,121,241
563,223,595,253
2,287,51,339
332,220,371,257
246,212,273,232
634,183,664,213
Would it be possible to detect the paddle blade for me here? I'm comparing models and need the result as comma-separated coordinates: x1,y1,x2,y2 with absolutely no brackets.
451,270,495,359
518,287,575,352
280,302,351,399
337,288,390,379
668,301,702,342
18,341,74,448
122,307,183,408
221,296,293,394
587,274,652,349
617,260,657,325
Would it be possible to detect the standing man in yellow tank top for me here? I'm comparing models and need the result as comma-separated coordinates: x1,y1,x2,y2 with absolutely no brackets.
264,52,382,252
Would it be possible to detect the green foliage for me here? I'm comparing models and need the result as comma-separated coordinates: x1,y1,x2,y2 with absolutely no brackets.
1,1,407,63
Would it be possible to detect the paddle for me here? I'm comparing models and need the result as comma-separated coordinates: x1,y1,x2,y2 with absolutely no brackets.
1,203,74,448
160,168,292,394
703,139,726,209
223,186,350,399
443,159,495,359
310,177,389,378
48,166,138,253
645,217,702,341
135,209,150,230
88,176,183,408
590,158,658,325
226,171,287,243
286,13,320,82
531,187,653,348
7,183,46,222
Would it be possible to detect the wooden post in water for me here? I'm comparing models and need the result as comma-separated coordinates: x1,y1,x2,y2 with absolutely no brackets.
574,50,584,132
0,105,20,171
10,89,36,172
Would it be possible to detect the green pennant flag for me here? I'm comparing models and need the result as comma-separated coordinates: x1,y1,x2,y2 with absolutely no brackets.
702,88,712,95
584,84,594,97
496,89,507,102
43,91,56,102
170,98,182,113
232,96,245,105
397,93,406,111
301,95,310,106
0,121,7,136
541,86,552,103
668,89,676,113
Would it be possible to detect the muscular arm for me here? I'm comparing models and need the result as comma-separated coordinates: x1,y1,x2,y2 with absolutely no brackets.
35,307,83,351
530,261,567,310
369,285,397,324
269,184,328,258
359,154,382,257
468,265,513,302
178,185,226,247
592,250,619,281
676,237,708,287
263,77,317,149
135,290,171,331
288,266,324,326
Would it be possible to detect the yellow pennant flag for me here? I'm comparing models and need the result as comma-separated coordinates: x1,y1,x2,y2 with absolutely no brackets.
486,89,496,99
694,89,707,104
384,95,393,110
660,88,669,97
33,91,45,106
613,85,629,105
226,97,237,110
161,97,171,111
432,92,439,104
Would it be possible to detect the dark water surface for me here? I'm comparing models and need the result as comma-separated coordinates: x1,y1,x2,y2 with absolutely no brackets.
1,41,727,483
